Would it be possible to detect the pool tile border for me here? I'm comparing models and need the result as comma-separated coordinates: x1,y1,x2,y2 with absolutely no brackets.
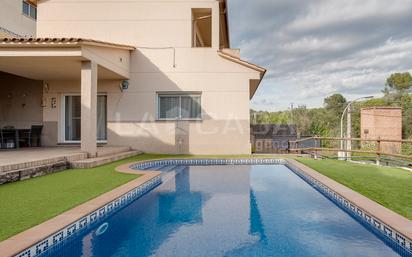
130,158,284,170
5,157,412,257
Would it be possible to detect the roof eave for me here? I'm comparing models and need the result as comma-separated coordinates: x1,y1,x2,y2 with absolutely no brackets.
0,38,136,51
218,51,266,73
218,51,266,99
250,69,267,99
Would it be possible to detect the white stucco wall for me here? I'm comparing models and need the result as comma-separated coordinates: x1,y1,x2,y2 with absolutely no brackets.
0,0,36,37
38,0,261,154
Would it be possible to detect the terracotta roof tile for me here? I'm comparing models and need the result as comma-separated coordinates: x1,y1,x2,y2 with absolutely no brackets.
0,37,135,50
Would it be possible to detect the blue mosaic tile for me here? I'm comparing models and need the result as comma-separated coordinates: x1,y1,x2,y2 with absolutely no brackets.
130,158,284,171
52,231,64,244
17,249,31,257
35,240,48,255
90,211,97,223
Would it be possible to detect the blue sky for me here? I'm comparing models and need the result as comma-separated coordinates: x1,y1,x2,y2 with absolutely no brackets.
228,0,412,111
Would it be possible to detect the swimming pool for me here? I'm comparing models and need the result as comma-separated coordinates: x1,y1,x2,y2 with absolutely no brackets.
35,161,411,257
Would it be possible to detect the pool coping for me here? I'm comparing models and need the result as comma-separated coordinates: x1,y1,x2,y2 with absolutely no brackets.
0,164,161,257
2,157,412,257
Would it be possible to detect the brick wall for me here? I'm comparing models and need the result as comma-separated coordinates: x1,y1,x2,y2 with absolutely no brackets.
360,107,402,154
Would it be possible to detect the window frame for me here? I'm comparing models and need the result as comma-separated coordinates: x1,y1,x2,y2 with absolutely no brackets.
157,92,202,121
191,8,212,48
60,93,108,144
22,1,37,20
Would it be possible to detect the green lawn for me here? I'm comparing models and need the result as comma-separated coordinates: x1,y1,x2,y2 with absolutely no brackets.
296,158,412,220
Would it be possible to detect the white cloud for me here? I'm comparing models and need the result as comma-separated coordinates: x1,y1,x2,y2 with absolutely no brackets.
229,0,412,111
287,0,410,32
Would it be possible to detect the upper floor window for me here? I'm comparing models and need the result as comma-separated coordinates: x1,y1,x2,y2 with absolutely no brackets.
23,1,37,20
158,93,202,120
192,9,212,48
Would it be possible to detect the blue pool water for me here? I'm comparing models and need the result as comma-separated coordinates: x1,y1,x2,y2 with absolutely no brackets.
46,164,404,257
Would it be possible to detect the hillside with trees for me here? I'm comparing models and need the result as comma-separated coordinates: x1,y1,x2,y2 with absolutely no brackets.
251,72,412,140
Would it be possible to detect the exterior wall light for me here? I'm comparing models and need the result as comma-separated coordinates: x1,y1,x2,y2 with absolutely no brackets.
120,80,129,92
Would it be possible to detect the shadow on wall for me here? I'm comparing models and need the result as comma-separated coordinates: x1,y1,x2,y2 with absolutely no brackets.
106,50,214,154
0,72,43,128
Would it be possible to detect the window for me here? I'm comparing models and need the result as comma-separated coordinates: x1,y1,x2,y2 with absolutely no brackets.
158,93,201,120
192,8,212,47
22,1,37,20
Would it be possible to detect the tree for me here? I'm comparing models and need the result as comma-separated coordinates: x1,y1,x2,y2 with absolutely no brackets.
292,105,311,137
324,93,347,116
385,72,412,93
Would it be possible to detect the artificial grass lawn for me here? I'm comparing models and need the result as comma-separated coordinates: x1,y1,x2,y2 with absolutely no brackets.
0,153,265,242
296,158,412,220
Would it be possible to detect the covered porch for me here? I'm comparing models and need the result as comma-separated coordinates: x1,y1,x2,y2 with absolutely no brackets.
0,38,135,157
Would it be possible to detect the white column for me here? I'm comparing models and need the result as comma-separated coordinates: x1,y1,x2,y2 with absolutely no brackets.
81,61,98,157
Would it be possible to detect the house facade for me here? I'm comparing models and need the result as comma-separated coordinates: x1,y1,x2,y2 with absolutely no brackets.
0,0,265,156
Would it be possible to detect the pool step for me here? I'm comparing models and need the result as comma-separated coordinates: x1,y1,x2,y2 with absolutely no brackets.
157,165,188,183
70,150,142,169
96,146,132,157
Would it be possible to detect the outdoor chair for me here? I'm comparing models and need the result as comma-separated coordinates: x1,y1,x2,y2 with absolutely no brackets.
1,126,17,149
18,125,43,147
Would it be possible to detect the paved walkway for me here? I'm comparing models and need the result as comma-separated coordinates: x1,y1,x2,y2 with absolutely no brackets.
0,147,82,167
0,146,130,172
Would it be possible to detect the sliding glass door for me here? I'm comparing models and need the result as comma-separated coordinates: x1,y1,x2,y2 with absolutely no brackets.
64,95,107,142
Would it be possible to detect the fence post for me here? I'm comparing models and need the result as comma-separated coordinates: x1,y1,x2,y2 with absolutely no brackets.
376,137,381,166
